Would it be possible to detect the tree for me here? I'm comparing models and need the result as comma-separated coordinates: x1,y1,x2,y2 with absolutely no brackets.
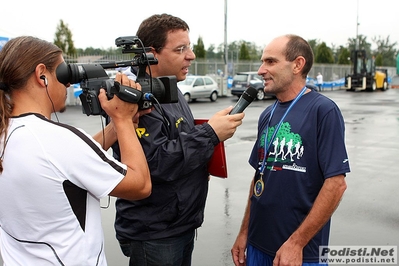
239,43,250,60
307,39,318,56
216,43,225,60
372,35,397,67
228,41,240,62
336,46,351,65
54,20,76,56
315,42,334,64
347,34,371,55
375,53,383,66
194,36,206,59
206,44,216,59
246,42,263,60
83,47,103,55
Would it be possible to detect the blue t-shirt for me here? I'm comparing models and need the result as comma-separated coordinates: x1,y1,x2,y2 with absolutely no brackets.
248,90,350,262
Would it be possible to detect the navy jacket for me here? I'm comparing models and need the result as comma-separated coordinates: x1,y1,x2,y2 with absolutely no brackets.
113,83,219,241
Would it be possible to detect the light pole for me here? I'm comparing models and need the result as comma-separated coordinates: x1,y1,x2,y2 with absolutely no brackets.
224,0,228,75
223,0,228,96
356,0,359,49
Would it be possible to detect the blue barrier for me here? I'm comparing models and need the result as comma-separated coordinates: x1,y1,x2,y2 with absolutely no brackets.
73,84,82,98
323,78,345,88
306,77,345,89
0,36,9,51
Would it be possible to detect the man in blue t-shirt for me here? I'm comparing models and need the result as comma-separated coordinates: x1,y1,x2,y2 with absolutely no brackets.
231,34,350,266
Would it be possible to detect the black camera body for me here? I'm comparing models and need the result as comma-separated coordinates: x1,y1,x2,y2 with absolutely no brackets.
56,36,179,116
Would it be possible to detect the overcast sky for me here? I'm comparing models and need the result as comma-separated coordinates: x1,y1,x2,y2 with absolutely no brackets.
1,0,398,51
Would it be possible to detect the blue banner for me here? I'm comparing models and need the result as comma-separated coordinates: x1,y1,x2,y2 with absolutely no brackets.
307,77,345,88
0,36,9,51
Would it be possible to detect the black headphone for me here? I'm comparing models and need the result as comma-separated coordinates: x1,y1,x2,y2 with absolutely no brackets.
40,75,48,86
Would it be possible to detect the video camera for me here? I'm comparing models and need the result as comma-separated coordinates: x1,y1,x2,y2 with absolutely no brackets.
56,36,179,116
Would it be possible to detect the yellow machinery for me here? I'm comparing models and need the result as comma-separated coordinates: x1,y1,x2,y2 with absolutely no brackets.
345,50,388,92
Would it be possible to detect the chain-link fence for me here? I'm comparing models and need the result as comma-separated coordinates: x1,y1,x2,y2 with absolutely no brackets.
190,60,396,82
65,55,396,104
69,55,396,81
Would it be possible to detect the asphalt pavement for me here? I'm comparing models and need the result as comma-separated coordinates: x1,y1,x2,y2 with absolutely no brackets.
1,88,398,265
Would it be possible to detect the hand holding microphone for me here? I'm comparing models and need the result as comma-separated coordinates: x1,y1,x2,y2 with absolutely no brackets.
229,86,258,114
206,86,257,142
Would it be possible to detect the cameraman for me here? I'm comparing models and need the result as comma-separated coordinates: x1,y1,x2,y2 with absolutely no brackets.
0,36,151,265
112,14,245,266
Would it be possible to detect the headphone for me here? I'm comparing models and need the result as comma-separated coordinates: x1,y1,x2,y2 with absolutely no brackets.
40,75,48,86
40,74,60,122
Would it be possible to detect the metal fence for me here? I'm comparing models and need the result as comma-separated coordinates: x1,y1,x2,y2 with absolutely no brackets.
66,55,396,100
190,60,396,82
69,55,396,81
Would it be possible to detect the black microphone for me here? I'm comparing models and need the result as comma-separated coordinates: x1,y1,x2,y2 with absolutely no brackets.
230,86,258,114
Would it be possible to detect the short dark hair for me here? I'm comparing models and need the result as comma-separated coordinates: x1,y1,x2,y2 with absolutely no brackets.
284,34,314,78
136,13,189,52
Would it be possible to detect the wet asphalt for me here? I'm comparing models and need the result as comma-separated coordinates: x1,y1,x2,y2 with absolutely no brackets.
1,87,398,265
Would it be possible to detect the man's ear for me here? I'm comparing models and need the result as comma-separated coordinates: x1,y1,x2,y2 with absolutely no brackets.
293,56,306,75
150,47,161,57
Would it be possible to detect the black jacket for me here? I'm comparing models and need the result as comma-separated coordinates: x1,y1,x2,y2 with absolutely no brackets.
113,84,219,241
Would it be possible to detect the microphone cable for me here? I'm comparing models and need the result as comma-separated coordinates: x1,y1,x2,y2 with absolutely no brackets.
144,93,170,128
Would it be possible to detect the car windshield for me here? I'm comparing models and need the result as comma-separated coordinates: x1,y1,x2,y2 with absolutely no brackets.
178,77,195,85
252,75,262,81
233,74,248,82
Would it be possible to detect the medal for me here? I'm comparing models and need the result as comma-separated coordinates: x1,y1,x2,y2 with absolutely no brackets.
254,174,264,197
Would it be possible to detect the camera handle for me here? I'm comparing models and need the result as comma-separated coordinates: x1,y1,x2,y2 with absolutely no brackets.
110,81,143,104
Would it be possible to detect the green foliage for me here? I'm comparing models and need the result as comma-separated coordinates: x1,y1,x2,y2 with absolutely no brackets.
55,20,397,67
347,34,372,55
315,42,334,64
54,20,76,56
375,54,383,66
193,36,206,59
372,35,397,66
308,39,318,56
223,40,262,61
239,43,250,60
337,47,351,65
206,44,216,59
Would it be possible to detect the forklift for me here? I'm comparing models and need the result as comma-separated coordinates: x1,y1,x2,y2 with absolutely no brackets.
345,50,388,92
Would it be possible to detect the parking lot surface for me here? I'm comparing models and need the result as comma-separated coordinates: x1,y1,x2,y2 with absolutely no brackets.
1,88,398,265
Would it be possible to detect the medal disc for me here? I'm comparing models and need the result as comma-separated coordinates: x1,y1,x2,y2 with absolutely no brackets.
254,179,264,197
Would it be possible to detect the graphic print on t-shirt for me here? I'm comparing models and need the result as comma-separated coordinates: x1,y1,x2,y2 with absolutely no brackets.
257,122,306,173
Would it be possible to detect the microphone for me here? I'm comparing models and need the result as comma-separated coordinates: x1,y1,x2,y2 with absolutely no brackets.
229,86,258,114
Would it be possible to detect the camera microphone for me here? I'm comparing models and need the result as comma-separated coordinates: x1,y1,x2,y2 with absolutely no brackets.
229,86,258,114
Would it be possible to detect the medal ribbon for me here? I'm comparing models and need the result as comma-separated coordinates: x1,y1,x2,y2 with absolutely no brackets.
255,86,308,196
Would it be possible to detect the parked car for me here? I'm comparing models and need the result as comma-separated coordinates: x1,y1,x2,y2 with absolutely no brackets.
178,75,219,102
231,71,274,100
306,83,319,91
231,72,320,100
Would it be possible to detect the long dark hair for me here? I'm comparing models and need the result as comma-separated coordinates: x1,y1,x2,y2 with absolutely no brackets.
0,36,62,172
